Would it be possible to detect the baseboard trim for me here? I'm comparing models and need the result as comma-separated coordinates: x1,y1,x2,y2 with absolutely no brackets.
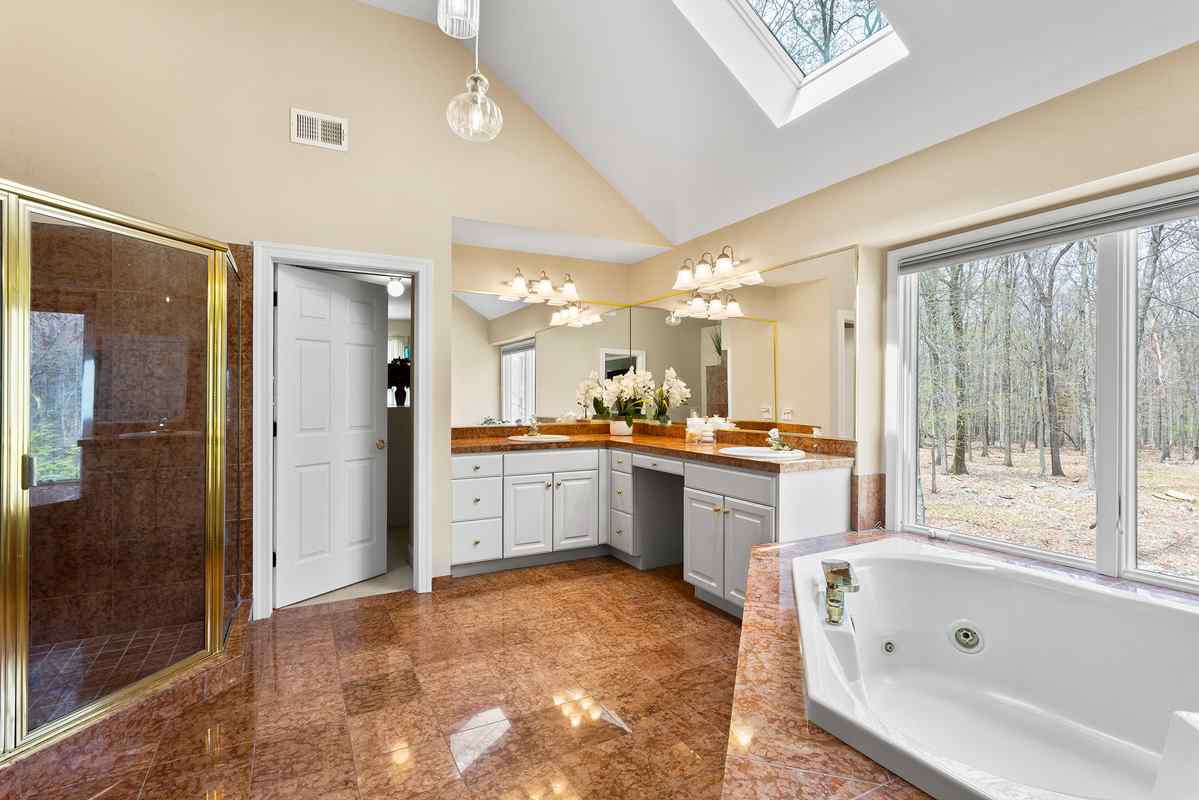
449,546,612,577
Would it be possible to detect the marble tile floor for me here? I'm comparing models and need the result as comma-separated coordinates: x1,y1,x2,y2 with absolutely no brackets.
7,557,754,799
289,527,414,608
27,621,206,733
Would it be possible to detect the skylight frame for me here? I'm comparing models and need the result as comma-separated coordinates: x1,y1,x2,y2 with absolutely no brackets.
673,0,908,128
735,0,893,80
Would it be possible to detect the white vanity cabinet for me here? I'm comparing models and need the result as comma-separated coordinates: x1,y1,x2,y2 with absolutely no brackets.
723,496,776,606
451,449,600,566
683,488,726,595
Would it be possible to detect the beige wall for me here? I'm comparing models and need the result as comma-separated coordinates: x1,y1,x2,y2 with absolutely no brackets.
451,297,500,426
453,244,635,304
723,318,775,421
0,0,665,579
630,309,705,420
626,43,1199,475
535,309,632,419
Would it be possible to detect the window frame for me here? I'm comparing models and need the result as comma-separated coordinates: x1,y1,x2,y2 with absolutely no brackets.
887,173,1199,594
500,339,536,423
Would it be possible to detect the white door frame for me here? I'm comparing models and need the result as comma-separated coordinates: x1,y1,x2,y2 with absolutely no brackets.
834,309,856,436
252,241,434,620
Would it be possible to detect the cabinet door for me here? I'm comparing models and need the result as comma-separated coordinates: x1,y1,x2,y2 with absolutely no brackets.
554,470,599,550
683,488,725,596
504,473,554,557
723,497,775,607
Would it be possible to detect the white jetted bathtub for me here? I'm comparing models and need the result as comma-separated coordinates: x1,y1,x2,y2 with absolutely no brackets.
792,538,1199,800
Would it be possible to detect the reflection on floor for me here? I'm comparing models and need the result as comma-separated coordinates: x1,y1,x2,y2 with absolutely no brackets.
289,526,413,608
27,621,205,732
18,558,741,799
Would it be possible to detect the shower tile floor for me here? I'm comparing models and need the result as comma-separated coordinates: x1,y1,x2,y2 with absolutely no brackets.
27,621,206,732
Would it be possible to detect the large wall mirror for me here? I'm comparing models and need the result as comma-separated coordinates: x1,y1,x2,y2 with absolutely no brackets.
632,247,858,436
451,246,857,434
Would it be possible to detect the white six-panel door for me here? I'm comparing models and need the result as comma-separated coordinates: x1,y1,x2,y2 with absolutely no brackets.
275,265,388,606
553,470,598,550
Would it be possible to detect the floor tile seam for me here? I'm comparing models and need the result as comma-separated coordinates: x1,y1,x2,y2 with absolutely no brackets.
732,751,889,788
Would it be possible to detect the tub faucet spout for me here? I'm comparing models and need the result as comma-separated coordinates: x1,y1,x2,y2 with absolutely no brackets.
822,559,859,625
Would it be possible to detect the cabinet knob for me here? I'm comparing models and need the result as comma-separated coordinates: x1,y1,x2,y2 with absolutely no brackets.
473,539,481,546
375,439,386,450
556,481,562,488
616,489,623,495
473,497,481,503
712,506,722,513
616,529,623,535
545,481,552,489
473,464,481,471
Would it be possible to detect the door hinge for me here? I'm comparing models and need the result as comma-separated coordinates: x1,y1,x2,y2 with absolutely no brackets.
272,552,277,568
273,290,278,307
273,421,277,437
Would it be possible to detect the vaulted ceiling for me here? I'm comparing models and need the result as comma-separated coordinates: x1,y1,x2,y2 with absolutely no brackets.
364,0,1199,246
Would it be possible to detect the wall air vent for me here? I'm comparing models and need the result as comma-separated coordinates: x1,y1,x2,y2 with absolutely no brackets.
290,107,349,151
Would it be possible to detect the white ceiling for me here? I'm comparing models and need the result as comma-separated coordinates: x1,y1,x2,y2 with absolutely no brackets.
365,0,1199,246
455,290,523,320
452,217,669,264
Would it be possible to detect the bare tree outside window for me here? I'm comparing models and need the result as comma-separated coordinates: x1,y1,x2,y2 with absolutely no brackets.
746,0,889,75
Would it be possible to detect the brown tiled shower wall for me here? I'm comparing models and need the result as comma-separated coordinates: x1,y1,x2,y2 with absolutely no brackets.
228,243,255,606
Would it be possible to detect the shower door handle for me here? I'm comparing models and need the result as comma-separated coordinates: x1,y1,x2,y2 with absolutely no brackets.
20,455,34,490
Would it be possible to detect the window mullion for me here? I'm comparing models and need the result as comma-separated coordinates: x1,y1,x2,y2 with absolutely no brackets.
1094,232,1134,577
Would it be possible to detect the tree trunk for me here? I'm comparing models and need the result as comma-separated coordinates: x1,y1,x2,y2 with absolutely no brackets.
1002,259,1015,467
948,265,969,475
1153,322,1170,462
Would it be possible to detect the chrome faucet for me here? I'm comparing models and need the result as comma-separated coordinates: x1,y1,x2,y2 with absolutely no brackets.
821,559,859,625
527,416,541,437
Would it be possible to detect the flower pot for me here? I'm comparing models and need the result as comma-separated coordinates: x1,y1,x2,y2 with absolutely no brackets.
655,413,671,425
609,420,633,436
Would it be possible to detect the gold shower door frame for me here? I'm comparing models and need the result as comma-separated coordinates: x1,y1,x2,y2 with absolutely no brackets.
0,178,230,760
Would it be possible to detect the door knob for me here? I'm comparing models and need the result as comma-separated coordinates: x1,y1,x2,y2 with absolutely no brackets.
616,489,623,495
473,497,481,503
375,439,386,450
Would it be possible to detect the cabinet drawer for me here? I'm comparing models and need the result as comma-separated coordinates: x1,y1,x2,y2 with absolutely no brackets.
504,448,599,476
610,450,631,473
632,453,683,476
452,453,503,479
451,477,503,521
685,462,775,507
452,518,502,565
611,470,632,514
610,509,634,555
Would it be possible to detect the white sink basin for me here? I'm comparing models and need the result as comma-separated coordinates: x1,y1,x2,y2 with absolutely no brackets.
719,445,807,461
508,434,571,442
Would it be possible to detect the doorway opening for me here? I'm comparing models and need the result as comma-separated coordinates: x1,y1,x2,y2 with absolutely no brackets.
251,242,433,621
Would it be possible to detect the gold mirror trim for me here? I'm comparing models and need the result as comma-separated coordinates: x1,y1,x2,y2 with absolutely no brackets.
0,182,230,762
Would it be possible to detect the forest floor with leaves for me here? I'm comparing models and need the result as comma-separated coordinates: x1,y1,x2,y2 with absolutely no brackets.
919,447,1199,579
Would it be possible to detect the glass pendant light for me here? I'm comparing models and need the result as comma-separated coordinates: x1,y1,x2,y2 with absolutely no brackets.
665,311,682,327
447,30,503,142
437,0,479,39
550,310,563,326
672,258,697,291
715,245,735,275
386,278,405,297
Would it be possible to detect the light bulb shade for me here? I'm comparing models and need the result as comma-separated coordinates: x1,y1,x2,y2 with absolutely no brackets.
437,0,480,39
510,269,528,295
715,247,734,275
740,271,764,286
536,273,554,295
561,276,578,300
672,259,697,290
665,312,682,327
694,257,713,282
386,278,406,297
708,297,724,315
550,310,563,326
690,295,708,313
726,297,743,317
447,73,503,142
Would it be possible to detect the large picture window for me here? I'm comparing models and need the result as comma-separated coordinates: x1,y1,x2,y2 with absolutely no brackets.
890,179,1199,592
501,339,536,423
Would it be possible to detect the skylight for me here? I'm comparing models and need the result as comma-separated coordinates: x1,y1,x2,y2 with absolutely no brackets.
744,0,889,76
673,0,907,127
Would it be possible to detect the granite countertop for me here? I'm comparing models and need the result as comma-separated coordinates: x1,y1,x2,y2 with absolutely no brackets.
449,433,855,474
721,530,929,799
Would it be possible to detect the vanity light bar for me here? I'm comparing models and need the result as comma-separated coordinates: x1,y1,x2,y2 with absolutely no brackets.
672,245,760,292
501,268,582,306
669,292,744,321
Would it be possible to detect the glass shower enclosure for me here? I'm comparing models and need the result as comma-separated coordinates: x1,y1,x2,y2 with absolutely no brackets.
0,179,237,757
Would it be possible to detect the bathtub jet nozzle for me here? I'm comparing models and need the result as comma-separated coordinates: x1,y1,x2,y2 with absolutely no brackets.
821,559,859,625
